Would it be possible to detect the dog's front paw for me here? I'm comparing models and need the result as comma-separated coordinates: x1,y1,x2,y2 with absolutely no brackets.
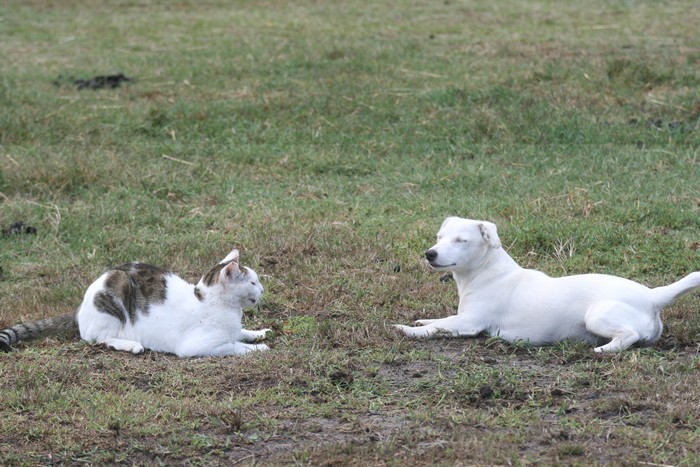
393,324,431,338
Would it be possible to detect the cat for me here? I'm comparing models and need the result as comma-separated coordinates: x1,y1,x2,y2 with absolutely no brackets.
0,249,271,357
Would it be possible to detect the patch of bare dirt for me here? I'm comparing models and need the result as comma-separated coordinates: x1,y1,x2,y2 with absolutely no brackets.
248,336,699,465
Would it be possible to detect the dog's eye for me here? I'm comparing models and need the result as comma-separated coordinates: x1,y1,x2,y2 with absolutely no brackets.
456,238,468,243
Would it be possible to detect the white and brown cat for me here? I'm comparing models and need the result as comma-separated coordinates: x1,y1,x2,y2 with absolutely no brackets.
0,249,271,357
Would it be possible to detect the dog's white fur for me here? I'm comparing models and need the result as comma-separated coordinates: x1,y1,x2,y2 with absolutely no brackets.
394,217,700,352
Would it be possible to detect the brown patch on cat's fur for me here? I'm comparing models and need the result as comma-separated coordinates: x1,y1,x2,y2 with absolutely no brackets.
201,261,240,287
194,286,204,302
94,263,168,323
94,289,127,323
201,260,248,288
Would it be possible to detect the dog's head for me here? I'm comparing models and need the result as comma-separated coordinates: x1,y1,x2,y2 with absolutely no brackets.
425,217,501,272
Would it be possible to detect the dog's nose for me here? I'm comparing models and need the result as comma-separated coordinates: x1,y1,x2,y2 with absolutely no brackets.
425,249,438,262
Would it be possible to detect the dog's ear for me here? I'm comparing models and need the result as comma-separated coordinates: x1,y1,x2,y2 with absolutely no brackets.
478,222,501,248
440,216,459,230
220,249,240,264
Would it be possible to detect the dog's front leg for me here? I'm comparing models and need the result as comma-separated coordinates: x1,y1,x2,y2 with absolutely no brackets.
414,318,440,326
393,315,483,339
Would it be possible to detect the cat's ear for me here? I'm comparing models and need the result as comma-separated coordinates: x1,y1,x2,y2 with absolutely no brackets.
220,249,240,264
220,261,241,282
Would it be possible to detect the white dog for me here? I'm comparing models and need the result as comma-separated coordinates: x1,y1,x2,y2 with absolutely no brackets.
394,217,700,352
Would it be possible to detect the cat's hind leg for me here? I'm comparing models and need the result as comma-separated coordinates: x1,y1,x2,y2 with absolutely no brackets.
78,305,143,352
240,328,271,342
104,338,145,355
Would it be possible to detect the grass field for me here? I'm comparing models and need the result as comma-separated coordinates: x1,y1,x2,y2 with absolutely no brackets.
1,0,699,464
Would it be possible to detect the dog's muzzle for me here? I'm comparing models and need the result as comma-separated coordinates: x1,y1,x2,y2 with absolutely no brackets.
425,249,455,268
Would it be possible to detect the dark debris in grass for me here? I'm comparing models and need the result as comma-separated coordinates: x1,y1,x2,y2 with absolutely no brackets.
2,220,37,236
53,73,132,90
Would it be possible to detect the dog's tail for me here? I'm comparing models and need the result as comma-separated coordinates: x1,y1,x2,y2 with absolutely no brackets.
0,311,78,352
651,272,700,308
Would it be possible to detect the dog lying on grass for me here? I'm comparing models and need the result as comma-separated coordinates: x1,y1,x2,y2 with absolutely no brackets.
394,217,700,352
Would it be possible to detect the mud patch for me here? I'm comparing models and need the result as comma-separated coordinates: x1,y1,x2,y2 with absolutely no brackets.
223,412,409,464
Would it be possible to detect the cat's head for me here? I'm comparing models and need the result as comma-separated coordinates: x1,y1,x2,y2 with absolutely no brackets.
195,249,264,308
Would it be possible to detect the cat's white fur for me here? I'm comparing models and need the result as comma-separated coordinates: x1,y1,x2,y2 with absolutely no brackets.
77,249,270,357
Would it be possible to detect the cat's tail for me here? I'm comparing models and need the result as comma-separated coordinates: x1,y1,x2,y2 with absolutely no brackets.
651,272,700,308
0,311,78,352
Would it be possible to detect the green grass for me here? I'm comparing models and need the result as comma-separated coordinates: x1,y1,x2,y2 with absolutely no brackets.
1,0,699,464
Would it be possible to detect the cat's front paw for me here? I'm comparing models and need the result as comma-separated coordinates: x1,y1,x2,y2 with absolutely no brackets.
235,342,269,354
241,328,272,342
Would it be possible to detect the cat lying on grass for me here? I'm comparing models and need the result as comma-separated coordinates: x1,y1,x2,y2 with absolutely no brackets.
0,249,271,357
